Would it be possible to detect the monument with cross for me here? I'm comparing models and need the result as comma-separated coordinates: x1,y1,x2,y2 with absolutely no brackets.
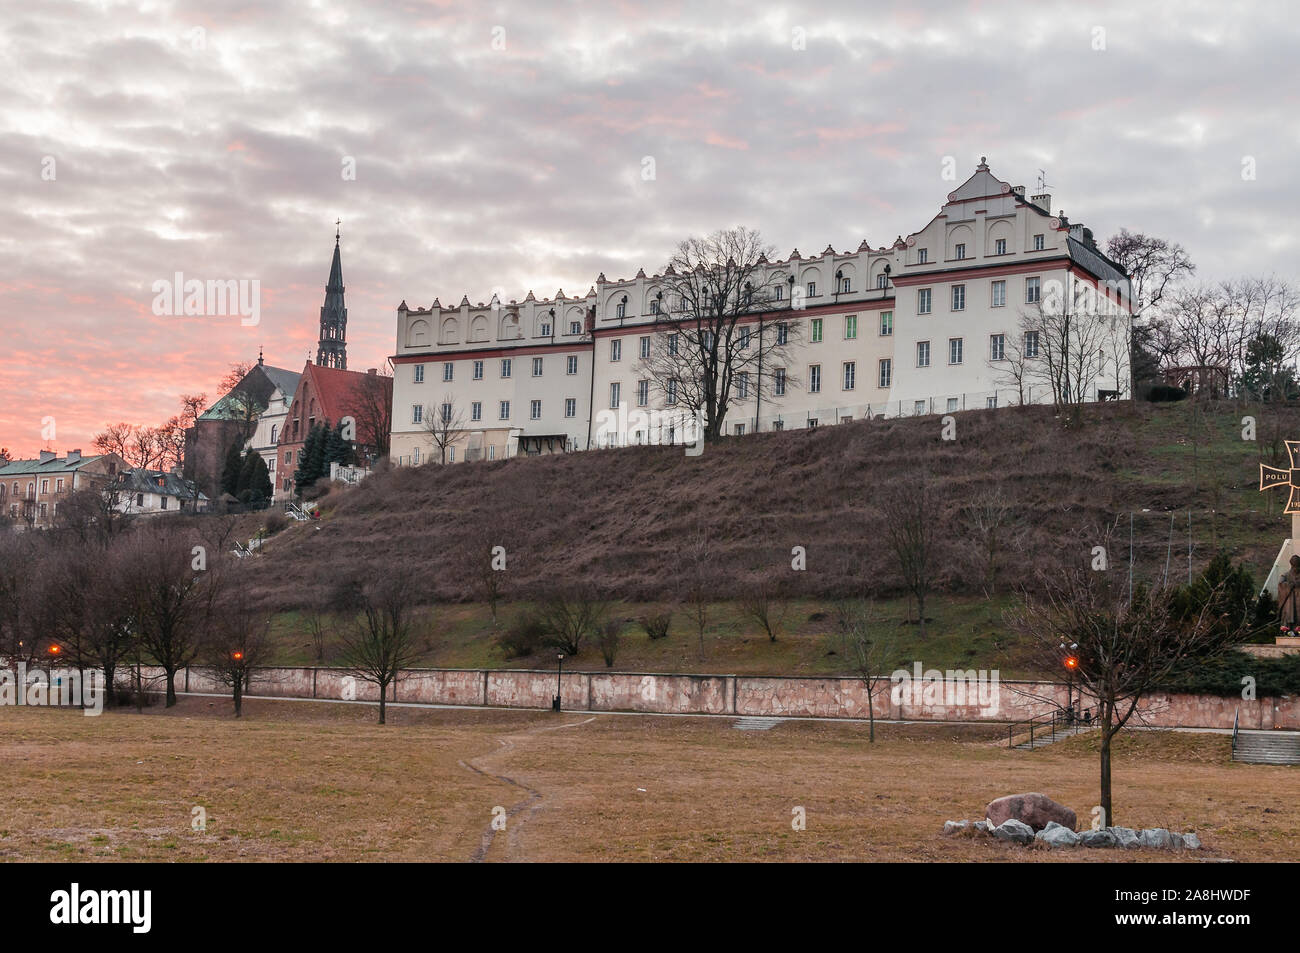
1258,444,1300,642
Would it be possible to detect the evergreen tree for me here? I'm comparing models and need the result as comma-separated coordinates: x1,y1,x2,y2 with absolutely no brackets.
306,420,329,483
325,422,351,468
237,450,273,506
220,440,244,498
293,424,323,493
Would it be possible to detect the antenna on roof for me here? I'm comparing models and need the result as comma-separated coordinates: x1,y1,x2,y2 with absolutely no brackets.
1037,169,1053,191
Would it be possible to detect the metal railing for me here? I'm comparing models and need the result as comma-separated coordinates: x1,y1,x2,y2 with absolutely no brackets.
1007,706,1087,749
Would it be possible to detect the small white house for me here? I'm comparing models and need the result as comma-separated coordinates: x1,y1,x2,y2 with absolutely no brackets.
112,469,208,515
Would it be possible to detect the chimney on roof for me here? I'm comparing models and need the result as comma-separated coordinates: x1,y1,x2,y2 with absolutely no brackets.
367,367,377,375
67,449,81,464
1031,192,1052,214
39,450,55,464
1012,185,1025,196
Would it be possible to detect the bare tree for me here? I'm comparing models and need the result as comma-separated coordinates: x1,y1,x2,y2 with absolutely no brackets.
216,362,263,443
202,566,270,717
1022,277,1112,415
122,526,222,707
1008,569,1244,828
1104,230,1194,323
879,478,941,637
536,585,611,657
82,541,135,707
304,605,331,662
739,579,787,643
679,531,713,657
331,567,428,724
350,368,394,460
987,326,1034,405
596,619,622,668
842,597,895,743
463,525,507,625
0,534,50,667
423,394,468,464
962,486,1023,597
637,227,799,442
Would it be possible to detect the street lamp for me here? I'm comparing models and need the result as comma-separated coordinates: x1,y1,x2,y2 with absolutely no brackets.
47,644,62,704
1060,642,1079,718
553,654,564,712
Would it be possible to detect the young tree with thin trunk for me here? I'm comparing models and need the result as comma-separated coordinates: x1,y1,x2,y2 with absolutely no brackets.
679,531,713,657
423,394,468,464
962,486,1023,597
842,597,895,743
740,579,787,643
878,478,940,637
330,568,428,724
1008,568,1242,828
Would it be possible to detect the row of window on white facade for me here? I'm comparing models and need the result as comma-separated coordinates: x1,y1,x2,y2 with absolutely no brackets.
411,275,1070,389
408,328,1045,426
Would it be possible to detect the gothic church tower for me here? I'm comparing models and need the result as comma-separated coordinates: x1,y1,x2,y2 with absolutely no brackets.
316,228,348,369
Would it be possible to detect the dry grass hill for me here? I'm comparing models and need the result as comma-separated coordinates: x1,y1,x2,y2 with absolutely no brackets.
249,399,1299,615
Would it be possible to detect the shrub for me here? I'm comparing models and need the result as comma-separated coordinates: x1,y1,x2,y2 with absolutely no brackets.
638,611,672,641
496,613,546,659
264,511,288,535
1146,384,1187,403
302,482,332,502
597,620,622,668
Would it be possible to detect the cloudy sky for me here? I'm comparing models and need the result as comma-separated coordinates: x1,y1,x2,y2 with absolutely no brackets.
1,0,1296,456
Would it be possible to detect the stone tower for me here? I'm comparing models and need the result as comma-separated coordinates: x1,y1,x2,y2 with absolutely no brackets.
316,228,348,369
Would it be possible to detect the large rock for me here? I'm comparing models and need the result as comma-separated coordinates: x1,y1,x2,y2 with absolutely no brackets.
1079,828,1117,848
1035,822,1080,848
991,819,1035,844
985,793,1077,832
943,820,970,835
1183,832,1202,850
1107,826,1140,850
1140,828,1176,849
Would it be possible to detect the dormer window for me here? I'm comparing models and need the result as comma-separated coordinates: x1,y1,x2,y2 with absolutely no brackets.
917,248,929,264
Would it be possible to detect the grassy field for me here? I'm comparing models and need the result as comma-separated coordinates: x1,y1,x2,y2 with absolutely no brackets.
1,699,1294,862
265,593,1028,675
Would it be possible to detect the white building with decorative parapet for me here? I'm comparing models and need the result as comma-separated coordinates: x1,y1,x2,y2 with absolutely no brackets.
390,160,1132,463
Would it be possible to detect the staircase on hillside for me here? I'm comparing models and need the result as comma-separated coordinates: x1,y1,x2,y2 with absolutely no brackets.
1007,708,1097,750
1232,730,1300,765
734,717,784,731
1011,724,1096,750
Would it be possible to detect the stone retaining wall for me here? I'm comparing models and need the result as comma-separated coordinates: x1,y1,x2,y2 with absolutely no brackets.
113,665,1299,730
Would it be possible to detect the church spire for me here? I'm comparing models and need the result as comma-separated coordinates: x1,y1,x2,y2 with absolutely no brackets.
316,225,348,369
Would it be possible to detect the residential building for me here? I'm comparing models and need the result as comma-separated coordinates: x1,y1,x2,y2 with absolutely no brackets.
390,159,1132,460
0,450,124,529
112,468,209,515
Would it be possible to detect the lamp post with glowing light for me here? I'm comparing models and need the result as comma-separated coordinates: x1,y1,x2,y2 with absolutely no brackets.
1060,642,1079,720
553,654,564,712
47,644,61,706
231,650,247,717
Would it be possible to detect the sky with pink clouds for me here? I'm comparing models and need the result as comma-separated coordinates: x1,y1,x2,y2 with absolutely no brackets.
1,0,1296,457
